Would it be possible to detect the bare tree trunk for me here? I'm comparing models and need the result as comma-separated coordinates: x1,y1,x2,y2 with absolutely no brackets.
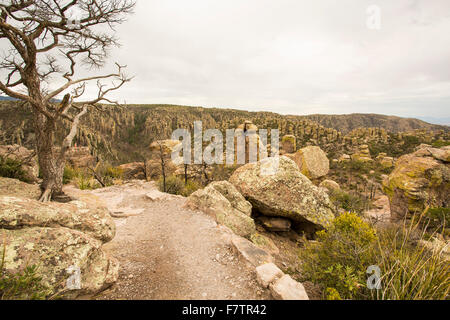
35,112,65,202
184,164,188,186
35,103,86,202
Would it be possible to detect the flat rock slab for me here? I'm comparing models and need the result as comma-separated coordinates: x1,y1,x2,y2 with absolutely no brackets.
258,217,291,232
146,190,169,201
231,235,273,267
256,263,284,288
270,275,309,300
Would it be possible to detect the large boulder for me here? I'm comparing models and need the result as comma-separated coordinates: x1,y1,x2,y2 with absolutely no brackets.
0,144,38,182
184,181,256,238
0,179,118,298
2,227,119,299
285,146,329,179
319,179,341,193
382,146,450,220
376,152,395,169
229,156,334,232
208,181,252,216
0,196,116,243
0,177,40,199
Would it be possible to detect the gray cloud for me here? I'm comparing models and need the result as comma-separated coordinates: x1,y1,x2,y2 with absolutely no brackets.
3,0,450,118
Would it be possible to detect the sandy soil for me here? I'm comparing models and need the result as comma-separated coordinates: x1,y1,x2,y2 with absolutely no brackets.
69,181,271,300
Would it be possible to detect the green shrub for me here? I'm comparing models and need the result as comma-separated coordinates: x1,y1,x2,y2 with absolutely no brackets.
299,212,450,300
431,140,450,148
74,174,100,190
371,222,449,300
329,189,369,214
93,163,123,187
158,176,202,197
63,166,76,184
180,180,201,197
158,175,184,195
1,243,50,300
0,156,29,183
325,287,342,300
299,213,377,299
422,207,449,238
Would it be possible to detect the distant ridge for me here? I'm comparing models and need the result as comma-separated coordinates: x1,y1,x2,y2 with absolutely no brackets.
0,96,61,103
0,96,17,101
300,113,449,134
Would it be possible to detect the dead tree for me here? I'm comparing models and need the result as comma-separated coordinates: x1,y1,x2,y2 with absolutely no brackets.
155,140,167,192
0,1,135,201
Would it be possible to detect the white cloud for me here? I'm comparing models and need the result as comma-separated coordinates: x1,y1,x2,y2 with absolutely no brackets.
1,0,450,118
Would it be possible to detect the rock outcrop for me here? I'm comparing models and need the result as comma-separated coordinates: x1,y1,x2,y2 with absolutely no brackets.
382,146,450,219
338,154,351,162
185,181,256,238
280,135,296,154
285,146,330,179
229,156,334,233
0,144,38,182
258,216,291,232
66,146,96,169
0,178,118,299
234,121,267,164
319,179,341,192
376,153,394,169
351,144,373,162
118,162,146,180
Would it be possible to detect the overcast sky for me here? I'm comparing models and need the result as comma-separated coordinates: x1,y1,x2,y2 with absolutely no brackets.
4,0,450,119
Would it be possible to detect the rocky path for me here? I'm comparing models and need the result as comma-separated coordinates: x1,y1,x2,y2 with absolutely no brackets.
70,181,271,300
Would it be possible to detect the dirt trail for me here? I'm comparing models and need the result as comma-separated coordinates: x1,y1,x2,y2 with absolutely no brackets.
69,181,271,300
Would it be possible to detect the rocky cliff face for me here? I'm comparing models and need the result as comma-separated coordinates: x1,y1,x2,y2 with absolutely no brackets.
383,146,450,219
0,101,448,166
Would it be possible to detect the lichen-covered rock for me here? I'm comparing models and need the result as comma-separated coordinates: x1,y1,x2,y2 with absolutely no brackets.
0,196,116,242
231,234,273,267
281,135,296,154
256,263,284,288
380,157,395,168
413,146,450,163
319,179,341,192
250,233,279,255
269,274,309,300
285,146,329,179
229,156,334,232
339,154,351,162
351,144,373,162
382,146,450,219
0,177,40,199
0,144,38,182
0,188,118,298
208,181,252,216
185,181,255,238
1,227,118,299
